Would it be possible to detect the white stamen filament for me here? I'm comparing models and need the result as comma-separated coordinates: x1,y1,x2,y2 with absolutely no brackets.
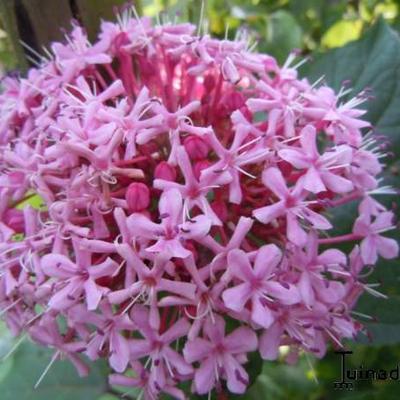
1,333,27,361
364,284,388,299
34,350,60,389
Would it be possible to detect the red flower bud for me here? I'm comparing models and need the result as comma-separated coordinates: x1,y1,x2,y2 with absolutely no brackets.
4,209,24,233
154,161,177,181
126,182,150,212
193,160,211,180
183,135,209,160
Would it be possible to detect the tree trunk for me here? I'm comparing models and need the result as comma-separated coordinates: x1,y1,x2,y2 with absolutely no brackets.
0,0,142,70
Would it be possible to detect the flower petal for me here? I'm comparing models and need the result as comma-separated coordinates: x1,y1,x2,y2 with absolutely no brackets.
163,347,193,375
298,272,315,307
263,281,300,305
194,357,216,395
180,214,211,239
227,249,254,281
322,171,353,193
278,149,309,169
302,167,326,193
109,331,130,373
161,318,191,344
252,200,286,225
41,254,77,278
224,327,258,354
251,296,274,328
254,244,282,278
203,315,226,343
286,213,307,246
300,125,319,158
222,283,252,312
377,236,399,260
259,322,283,360
84,278,104,310
261,167,289,199
183,338,213,363
159,188,183,224
223,353,249,394
360,236,378,264
126,213,162,239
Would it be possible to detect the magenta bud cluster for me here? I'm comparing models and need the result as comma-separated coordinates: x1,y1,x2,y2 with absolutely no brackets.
0,11,398,399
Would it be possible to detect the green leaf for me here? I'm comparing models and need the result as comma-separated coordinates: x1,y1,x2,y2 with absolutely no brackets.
321,19,363,48
241,358,317,400
261,10,303,63
0,322,15,385
16,193,45,210
0,341,108,400
96,395,119,400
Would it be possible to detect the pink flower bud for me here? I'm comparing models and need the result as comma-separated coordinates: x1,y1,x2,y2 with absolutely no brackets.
154,161,177,181
125,183,150,212
184,136,209,160
4,209,24,233
223,91,246,112
193,160,211,180
221,57,240,84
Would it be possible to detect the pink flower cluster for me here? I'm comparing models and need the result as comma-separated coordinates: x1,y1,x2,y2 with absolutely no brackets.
0,11,398,399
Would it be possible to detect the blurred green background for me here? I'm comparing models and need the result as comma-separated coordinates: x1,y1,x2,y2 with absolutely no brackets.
0,1,400,399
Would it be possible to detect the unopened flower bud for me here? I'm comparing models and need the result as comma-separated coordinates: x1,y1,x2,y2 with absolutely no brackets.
184,135,209,160
126,182,150,212
4,209,24,232
227,92,246,111
193,160,211,180
154,161,177,181
221,57,240,84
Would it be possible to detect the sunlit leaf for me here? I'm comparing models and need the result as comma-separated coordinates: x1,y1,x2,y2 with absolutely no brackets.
321,19,363,48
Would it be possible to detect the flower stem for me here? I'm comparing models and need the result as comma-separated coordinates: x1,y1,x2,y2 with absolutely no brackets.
318,233,362,245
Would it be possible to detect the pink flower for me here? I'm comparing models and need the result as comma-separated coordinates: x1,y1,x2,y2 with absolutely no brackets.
108,243,196,328
246,79,303,138
71,302,134,372
129,305,193,392
127,188,211,258
52,25,112,81
29,315,89,378
183,315,257,394
222,245,300,327
99,86,163,159
41,239,118,310
302,86,370,146
154,146,231,226
287,233,347,308
253,167,332,245
278,125,354,193
202,123,269,204
109,360,186,400
353,211,399,264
